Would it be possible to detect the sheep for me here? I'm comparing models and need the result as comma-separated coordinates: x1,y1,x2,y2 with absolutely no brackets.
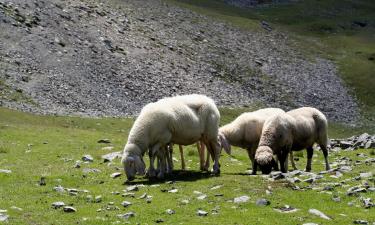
121,94,222,181
254,107,330,174
217,108,285,174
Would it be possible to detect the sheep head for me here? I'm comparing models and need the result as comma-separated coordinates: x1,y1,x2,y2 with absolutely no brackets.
122,144,146,181
218,132,231,155
255,146,275,174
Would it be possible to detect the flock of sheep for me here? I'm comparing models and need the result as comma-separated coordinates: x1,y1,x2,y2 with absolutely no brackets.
121,94,330,182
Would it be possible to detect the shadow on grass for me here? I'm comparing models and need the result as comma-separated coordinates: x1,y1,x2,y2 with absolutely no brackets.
124,170,216,185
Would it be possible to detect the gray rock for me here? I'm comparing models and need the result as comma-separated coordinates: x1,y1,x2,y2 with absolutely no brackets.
308,209,331,220
166,209,175,215
52,201,65,209
256,198,270,206
364,141,374,149
74,160,81,168
197,210,208,216
234,195,250,203
303,177,315,183
362,198,374,208
353,220,369,225
197,194,207,200
332,196,341,202
102,152,122,162
53,185,65,193
155,218,164,223
0,169,12,174
126,185,139,192
121,201,132,207
359,172,372,178
63,206,76,213
95,195,102,203
82,155,94,162
347,186,367,196
273,205,298,213
0,213,9,222
82,168,101,173
110,172,122,178
303,223,319,225
117,212,135,219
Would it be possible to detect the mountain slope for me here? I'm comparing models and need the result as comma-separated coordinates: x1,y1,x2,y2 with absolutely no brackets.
0,0,359,122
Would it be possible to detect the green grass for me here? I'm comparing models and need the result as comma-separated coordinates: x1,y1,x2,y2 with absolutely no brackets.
0,107,374,224
166,0,375,121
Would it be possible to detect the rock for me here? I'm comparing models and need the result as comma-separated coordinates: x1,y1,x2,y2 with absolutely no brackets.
39,177,46,186
181,199,189,204
353,220,369,225
270,171,284,180
168,189,178,193
303,177,315,183
364,141,374,149
166,209,175,215
63,206,77,213
234,195,250,203
0,169,12,174
197,195,207,200
308,209,331,220
155,218,164,223
110,172,122,178
359,172,372,178
101,146,114,151
303,223,319,225
138,193,147,199
95,195,102,203
210,185,222,190
347,186,367,196
0,213,9,222
339,166,352,173
339,141,353,149
53,185,65,193
273,205,298,213
86,195,93,202
361,198,374,208
102,152,122,162
98,139,111,144
82,168,101,173
323,185,334,191
52,201,65,209
10,206,23,211
54,37,65,47
117,212,135,219
332,196,341,202
126,185,139,192
82,155,94,162
197,210,208,216
121,201,132,207
74,161,81,168
256,198,270,206
146,196,153,203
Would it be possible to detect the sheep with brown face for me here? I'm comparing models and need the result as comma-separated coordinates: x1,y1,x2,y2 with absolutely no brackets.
254,107,330,174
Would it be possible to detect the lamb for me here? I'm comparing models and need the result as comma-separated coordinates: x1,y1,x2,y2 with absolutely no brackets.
121,94,222,181
217,108,285,174
254,107,330,174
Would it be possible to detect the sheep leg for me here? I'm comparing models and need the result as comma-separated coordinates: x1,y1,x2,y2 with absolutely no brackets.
157,146,167,180
247,147,256,173
147,144,160,178
201,142,210,171
165,144,173,174
290,151,298,170
208,141,220,174
278,150,288,173
197,142,204,171
179,145,186,170
320,144,330,171
305,146,313,172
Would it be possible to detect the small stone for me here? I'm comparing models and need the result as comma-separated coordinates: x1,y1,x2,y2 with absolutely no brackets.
86,195,93,202
359,172,372,178
168,189,178,193
166,209,175,215
234,195,250,203
347,186,367,196
155,218,164,223
102,152,121,162
74,161,81,168
303,177,315,183
353,220,369,225
362,198,374,208
98,139,111,144
308,209,331,220
10,206,23,211
101,146,114,151
273,205,298,213
52,202,65,209
197,195,207,200
303,223,319,225
126,185,139,192
63,206,76,213
121,201,132,207
332,196,341,202
117,212,135,219
110,172,122,178
95,195,102,203
256,198,270,206
0,169,12,174
210,185,222,190
181,199,189,204
82,155,94,162
53,185,65,193
0,213,9,222
146,196,152,203
197,210,208,216
138,193,147,199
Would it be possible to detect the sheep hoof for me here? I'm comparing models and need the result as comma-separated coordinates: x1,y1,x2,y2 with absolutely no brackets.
157,172,165,180
147,169,157,178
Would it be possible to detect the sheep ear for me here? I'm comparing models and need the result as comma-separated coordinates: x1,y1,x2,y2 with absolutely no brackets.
219,133,231,155
124,156,134,165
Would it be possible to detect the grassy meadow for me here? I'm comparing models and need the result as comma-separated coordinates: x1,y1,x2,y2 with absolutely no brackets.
0,107,374,224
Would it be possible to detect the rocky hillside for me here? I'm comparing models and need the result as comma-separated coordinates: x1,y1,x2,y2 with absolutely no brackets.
0,0,359,122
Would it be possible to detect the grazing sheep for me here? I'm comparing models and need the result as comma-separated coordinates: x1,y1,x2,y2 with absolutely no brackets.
217,108,285,174
121,94,222,181
254,107,330,174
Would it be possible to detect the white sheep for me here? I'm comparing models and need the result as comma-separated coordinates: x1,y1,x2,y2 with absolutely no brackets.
217,108,285,174
121,94,222,181
254,107,330,174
